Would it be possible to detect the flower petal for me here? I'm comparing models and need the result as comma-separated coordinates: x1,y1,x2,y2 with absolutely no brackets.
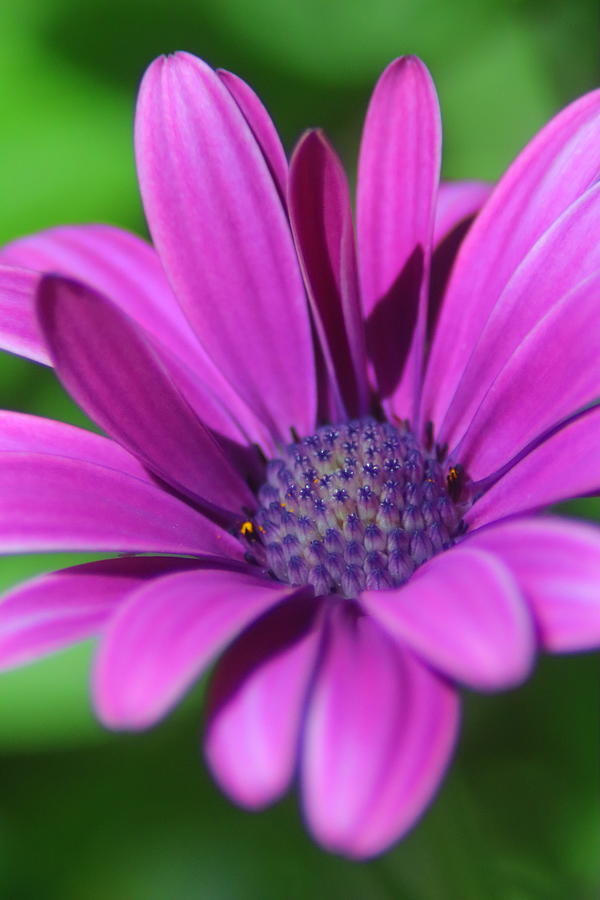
362,546,535,690
94,565,309,729
357,56,441,418
433,180,493,247
428,183,493,344
204,595,322,809
0,412,240,553
464,517,600,653
0,265,46,363
439,182,600,448
1,223,194,363
466,404,600,530
422,87,600,429
301,604,458,858
0,556,202,670
0,224,269,451
289,130,369,420
135,52,316,439
455,269,600,481
0,452,240,557
37,275,255,518
0,409,148,480
217,68,288,200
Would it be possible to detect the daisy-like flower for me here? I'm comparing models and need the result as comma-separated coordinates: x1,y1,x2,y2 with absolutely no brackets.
1,52,600,859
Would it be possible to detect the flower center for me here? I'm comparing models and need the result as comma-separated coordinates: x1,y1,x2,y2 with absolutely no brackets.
242,418,472,598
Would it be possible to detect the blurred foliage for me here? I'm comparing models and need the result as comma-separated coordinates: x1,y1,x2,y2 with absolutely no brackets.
0,0,598,896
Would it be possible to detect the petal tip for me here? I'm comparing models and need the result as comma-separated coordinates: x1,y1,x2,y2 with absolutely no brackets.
383,54,431,80
290,128,331,166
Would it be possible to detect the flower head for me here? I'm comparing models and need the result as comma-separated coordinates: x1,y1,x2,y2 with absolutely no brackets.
1,52,600,858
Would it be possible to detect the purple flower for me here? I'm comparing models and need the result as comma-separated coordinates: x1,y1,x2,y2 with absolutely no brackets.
1,52,600,858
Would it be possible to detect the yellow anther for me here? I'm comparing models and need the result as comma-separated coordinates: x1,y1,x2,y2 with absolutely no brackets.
240,521,254,536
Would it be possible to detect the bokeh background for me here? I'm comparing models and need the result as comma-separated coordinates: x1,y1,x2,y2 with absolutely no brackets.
0,0,599,896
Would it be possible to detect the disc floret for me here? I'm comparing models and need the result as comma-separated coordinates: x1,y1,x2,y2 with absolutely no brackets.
243,419,472,598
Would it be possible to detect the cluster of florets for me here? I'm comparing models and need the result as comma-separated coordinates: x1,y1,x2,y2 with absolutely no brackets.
243,419,472,598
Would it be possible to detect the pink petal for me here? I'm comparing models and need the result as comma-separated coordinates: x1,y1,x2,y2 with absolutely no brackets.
439,182,600,448
1,224,194,364
37,275,255,518
301,604,458,858
0,409,149,480
289,130,369,420
455,269,600,481
0,556,202,670
428,184,493,344
0,452,241,557
204,596,322,809
0,224,269,451
135,52,316,440
363,546,535,690
94,565,309,729
466,404,600,530
357,56,441,419
433,180,493,247
0,265,46,363
422,87,600,430
217,68,288,200
465,516,600,652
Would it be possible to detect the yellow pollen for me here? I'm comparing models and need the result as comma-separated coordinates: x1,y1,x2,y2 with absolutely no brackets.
240,521,254,536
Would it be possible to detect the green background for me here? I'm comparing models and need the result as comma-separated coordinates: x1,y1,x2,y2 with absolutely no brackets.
0,0,598,896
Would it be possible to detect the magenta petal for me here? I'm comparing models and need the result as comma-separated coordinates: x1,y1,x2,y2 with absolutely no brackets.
428,181,493,339
0,452,241,557
0,556,202,670
0,412,238,553
1,224,194,364
301,605,458,858
0,410,149,480
465,517,600,653
439,183,600,448
455,269,600,480
289,131,369,420
429,181,493,341
37,275,255,517
357,56,441,418
428,190,492,344
94,566,309,729
422,88,600,429
466,405,600,530
433,180,493,247
135,52,315,439
363,547,535,690
204,596,322,809
0,265,46,363
217,68,288,200
0,224,270,450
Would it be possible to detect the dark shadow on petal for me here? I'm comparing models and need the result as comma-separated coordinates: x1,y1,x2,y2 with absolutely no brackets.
428,218,474,343
205,594,319,721
365,245,423,401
